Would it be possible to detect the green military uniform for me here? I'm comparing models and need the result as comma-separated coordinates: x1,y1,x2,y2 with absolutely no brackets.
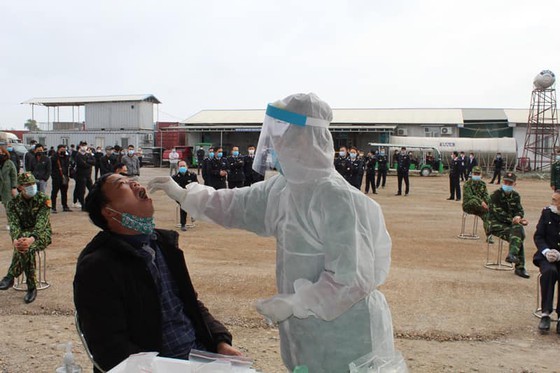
485,179,525,270
462,175,490,218
551,160,560,190
5,173,52,289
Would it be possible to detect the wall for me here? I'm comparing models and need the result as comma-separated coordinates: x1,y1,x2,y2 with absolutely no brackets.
85,101,154,130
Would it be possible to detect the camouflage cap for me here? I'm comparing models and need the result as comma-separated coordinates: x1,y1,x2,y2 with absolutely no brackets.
472,166,482,174
18,172,36,185
503,171,517,182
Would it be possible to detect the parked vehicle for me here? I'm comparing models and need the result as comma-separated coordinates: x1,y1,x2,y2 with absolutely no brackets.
0,131,27,167
140,147,163,167
368,142,443,176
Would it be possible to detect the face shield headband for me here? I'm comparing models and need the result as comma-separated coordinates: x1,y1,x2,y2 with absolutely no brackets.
252,104,331,176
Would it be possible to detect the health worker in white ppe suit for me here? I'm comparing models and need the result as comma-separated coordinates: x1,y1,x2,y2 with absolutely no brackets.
148,93,405,372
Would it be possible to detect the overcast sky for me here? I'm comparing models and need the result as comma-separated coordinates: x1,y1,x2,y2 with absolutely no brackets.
1,0,559,129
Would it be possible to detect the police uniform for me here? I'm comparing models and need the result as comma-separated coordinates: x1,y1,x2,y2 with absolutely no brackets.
172,170,199,229
209,156,228,190
486,172,527,273
226,155,245,189
375,154,388,189
0,172,52,303
243,154,264,186
364,156,376,194
396,152,410,195
334,155,351,182
448,155,462,201
348,156,364,190
550,159,560,190
489,155,504,184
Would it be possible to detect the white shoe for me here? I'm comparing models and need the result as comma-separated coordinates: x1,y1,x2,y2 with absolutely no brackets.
5,225,9,231
73,203,82,208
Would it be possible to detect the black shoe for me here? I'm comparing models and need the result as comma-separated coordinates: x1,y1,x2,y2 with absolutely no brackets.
0,276,14,290
446,197,454,200
539,315,551,332
395,193,402,196
505,253,520,264
456,198,461,201
63,206,72,212
514,268,530,279
372,191,377,194
24,288,37,304
405,193,409,196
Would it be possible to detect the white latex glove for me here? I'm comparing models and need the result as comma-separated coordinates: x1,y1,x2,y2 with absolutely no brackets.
546,249,560,262
255,295,295,323
147,176,187,202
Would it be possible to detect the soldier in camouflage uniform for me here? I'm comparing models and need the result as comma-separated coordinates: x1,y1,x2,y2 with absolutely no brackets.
485,172,530,279
0,172,52,303
550,148,560,191
462,166,491,239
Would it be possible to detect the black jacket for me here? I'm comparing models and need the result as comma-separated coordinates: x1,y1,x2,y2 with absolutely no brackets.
172,171,198,188
76,152,96,177
30,153,52,181
73,229,232,372
533,207,560,266
227,156,245,183
50,153,69,184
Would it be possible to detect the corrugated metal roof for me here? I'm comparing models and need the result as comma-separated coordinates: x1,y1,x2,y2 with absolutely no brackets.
21,94,161,106
183,108,531,126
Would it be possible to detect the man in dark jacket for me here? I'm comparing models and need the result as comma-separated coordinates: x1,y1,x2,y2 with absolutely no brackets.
50,145,72,213
99,146,116,176
533,190,560,333
172,161,198,231
375,149,388,189
74,142,95,210
226,146,245,189
28,143,51,193
489,152,504,184
396,147,411,196
209,147,228,190
447,151,461,201
7,145,20,172
74,173,241,372
196,146,205,175
201,147,214,187
243,145,264,186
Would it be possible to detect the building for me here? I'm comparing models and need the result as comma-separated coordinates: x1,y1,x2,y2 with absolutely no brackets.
21,94,160,149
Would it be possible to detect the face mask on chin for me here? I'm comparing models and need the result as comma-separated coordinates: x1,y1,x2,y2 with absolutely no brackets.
550,205,559,214
107,207,155,235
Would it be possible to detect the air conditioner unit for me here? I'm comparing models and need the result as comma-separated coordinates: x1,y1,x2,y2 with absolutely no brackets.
424,127,431,133
396,128,408,136
440,126,454,135
145,133,154,142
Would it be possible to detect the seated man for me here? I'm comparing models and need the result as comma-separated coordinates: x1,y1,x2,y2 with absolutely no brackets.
0,172,52,304
73,173,241,372
486,172,530,279
533,190,560,333
172,161,198,232
462,166,491,240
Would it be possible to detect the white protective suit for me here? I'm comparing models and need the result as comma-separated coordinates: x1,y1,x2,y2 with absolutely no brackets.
149,93,404,372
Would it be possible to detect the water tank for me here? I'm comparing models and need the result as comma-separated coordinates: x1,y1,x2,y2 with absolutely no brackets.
533,70,556,90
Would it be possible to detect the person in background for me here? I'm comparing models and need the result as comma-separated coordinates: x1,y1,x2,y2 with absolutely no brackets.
93,146,104,181
7,145,19,172
99,146,116,176
0,146,18,229
347,147,364,190
550,148,560,191
376,148,388,189
114,163,128,176
169,148,180,176
69,144,77,163
137,147,143,168
459,151,467,182
396,147,410,196
202,147,214,187
533,190,560,333
227,146,245,189
113,145,123,164
172,161,198,231
23,140,37,172
122,145,140,177
29,143,51,193
334,146,351,183
462,166,490,240
210,147,228,190
243,145,263,187
196,146,205,175
466,152,478,178
50,145,72,213
74,141,95,211
364,151,377,194
0,172,52,304
47,146,55,158
447,151,461,201
74,173,241,371
489,152,504,184
486,172,530,279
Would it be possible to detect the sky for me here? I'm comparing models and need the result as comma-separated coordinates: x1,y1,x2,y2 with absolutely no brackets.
1,0,559,129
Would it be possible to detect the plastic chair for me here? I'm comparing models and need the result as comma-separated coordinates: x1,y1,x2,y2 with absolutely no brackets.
533,273,559,320
484,238,514,271
13,249,50,291
457,212,480,240
75,311,106,373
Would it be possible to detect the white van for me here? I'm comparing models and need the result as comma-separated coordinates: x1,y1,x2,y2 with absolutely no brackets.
0,131,28,169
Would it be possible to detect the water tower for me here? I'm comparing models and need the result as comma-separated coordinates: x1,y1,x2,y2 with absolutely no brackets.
521,70,558,171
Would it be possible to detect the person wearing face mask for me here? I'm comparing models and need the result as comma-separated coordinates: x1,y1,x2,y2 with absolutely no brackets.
74,173,241,371
243,145,264,186
486,172,530,279
533,190,560,333
375,148,388,189
23,140,37,172
169,147,180,176
74,141,96,210
122,145,140,177
202,147,215,187
364,151,377,194
466,152,478,178
28,143,52,193
347,147,364,190
7,145,20,171
227,146,245,189
149,93,404,372
447,151,462,201
549,148,560,191
0,172,52,304
172,161,198,231
99,146,116,176
334,146,352,182
93,146,104,181
396,146,411,196
489,152,504,184
50,144,72,213
196,146,205,175
462,166,490,240
0,146,18,228
209,147,228,190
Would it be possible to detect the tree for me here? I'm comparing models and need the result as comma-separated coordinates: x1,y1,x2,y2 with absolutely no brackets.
24,119,40,131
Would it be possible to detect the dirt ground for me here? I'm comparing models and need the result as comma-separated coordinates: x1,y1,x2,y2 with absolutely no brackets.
1,167,560,373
